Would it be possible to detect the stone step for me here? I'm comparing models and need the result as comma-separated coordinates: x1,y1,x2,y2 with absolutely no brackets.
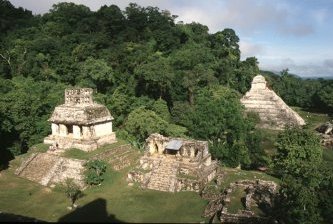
15,153,38,175
40,158,64,186
19,153,59,183
243,103,281,109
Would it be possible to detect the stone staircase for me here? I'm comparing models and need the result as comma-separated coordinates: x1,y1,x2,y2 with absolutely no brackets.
48,158,86,188
241,87,305,129
92,144,141,170
147,158,179,192
16,152,85,188
17,153,59,184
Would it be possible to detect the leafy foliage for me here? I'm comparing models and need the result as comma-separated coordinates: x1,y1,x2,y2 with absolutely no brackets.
64,178,83,208
317,82,333,111
263,69,330,111
273,127,322,183
84,160,107,186
124,107,186,142
272,128,325,224
0,1,332,222
275,177,322,224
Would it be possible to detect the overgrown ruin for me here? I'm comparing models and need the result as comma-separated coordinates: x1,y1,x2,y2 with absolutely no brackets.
316,121,333,147
44,88,116,151
241,75,305,130
15,152,86,188
127,133,217,192
202,179,278,223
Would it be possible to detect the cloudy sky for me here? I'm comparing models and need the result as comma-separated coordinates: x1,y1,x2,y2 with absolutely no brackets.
10,0,333,78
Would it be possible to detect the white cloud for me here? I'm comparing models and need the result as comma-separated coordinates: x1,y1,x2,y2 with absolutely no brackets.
324,59,333,68
174,0,314,36
239,40,265,59
9,0,333,78
260,58,333,78
11,0,315,36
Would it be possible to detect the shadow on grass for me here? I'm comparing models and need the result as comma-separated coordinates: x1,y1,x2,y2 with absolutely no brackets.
0,212,46,222
0,198,124,223
58,198,125,223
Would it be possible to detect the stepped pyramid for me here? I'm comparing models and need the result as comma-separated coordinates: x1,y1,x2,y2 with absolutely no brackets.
146,157,179,192
241,75,305,130
15,152,86,188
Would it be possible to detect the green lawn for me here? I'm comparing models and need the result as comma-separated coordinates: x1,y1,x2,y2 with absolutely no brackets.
225,187,246,213
293,107,331,130
259,108,332,157
62,140,129,160
217,167,280,191
0,148,208,223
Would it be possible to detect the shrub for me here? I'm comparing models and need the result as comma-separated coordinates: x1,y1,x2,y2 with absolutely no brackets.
64,178,83,208
84,160,107,186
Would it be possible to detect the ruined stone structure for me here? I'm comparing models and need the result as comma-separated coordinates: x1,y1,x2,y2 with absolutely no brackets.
15,152,86,188
241,75,305,129
203,179,278,223
44,88,116,151
127,133,217,192
316,122,333,147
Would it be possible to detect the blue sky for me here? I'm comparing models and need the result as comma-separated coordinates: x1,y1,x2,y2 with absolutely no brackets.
10,0,333,78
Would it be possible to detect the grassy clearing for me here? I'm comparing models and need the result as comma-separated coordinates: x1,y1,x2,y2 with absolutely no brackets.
0,148,208,223
259,109,332,157
293,107,331,129
4,108,329,222
217,167,279,191
30,143,50,153
225,187,246,213
62,140,128,160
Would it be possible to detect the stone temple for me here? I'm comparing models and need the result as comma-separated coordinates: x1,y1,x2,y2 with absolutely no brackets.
241,75,305,129
127,133,217,192
44,88,116,151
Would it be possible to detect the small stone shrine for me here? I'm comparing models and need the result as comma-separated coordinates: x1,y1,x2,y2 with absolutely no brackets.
127,133,217,192
241,75,305,129
44,88,116,151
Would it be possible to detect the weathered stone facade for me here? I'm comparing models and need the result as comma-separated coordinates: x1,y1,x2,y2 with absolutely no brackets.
44,88,116,151
127,133,217,192
241,75,305,129
202,179,278,223
15,152,86,188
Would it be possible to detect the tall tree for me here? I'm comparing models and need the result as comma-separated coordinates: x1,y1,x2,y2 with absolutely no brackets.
171,43,217,104
134,54,174,99
273,128,324,224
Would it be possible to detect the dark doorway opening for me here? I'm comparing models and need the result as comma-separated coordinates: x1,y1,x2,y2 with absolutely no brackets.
67,125,73,134
165,149,177,155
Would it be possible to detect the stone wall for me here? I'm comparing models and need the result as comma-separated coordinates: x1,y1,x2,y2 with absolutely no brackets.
127,154,217,192
94,122,113,137
44,132,116,152
65,88,93,105
16,152,86,188
202,178,278,223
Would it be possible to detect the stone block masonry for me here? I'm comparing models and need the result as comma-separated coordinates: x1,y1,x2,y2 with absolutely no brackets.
44,87,116,151
127,133,217,192
16,152,86,188
241,75,305,130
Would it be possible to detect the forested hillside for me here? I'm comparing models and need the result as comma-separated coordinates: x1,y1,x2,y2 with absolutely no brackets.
0,0,259,166
1,1,333,223
1,0,332,169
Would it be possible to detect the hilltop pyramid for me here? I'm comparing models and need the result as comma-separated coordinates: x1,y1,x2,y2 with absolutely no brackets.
241,75,305,130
